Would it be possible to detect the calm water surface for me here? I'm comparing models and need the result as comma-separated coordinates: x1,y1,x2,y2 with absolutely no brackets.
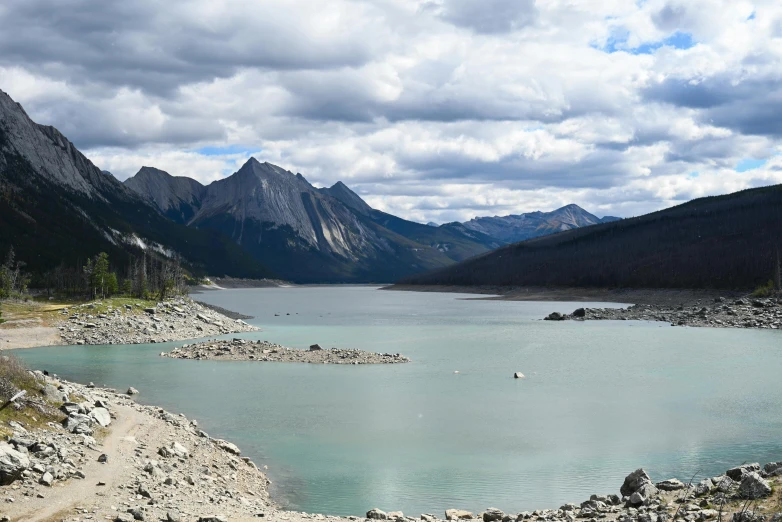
15,287,782,516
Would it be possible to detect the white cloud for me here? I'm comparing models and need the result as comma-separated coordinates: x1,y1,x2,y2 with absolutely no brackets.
1,0,782,222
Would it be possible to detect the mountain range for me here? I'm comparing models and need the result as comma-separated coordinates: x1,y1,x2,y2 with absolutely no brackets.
0,87,625,284
401,184,782,290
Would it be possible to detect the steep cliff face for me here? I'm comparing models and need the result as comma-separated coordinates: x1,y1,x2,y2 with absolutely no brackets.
461,204,619,244
125,167,206,224
0,89,271,278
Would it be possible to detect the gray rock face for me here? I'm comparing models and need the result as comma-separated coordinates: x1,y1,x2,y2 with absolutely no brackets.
0,442,30,485
124,167,205,223
620,468,654,497
739,472,771,499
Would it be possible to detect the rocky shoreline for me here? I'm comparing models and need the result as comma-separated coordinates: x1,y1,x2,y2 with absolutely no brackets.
161,339,410,364
544,296,782,329
2,368,782,522
57,298,258,345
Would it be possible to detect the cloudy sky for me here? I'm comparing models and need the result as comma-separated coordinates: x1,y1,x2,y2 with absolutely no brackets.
2,0,782,223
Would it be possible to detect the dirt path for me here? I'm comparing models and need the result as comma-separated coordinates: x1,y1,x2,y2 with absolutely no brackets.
4,404,144,522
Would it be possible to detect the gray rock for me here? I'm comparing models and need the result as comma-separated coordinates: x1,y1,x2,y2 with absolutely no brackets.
167,512,182,522
368,509,389,520
446,510,474,521
513,372,525,379
39,471,54,486
63,413,93,433
115,515,135,522
309,344,323,351
197,517,227,522
763,461,782,475
127,387,139,395
544,312,565,321
484,509,504,522
215,439,241,455
0,442,30,485
128,507,145,521
98,453,108,463
656,478,686,491
739,472,771,499
727,463,760,481
693,478,713,496
388,512,405,521
627,491,646,507
573,308,586,318
90,407,111,427
60,402,81,415
621,469,653,497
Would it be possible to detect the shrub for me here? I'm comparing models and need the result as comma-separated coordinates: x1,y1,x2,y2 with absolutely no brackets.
752,280,776,298
0,356,36,402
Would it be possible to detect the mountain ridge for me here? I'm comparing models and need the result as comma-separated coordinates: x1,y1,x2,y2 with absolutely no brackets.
399,184,782,290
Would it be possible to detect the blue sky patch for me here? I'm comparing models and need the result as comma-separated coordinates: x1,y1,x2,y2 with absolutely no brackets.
595,30,695,55
747,11,756,20
632,31,695,54
735,158,766,172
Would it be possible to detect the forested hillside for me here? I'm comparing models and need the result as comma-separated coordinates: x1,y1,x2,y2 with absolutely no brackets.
400,184,782,290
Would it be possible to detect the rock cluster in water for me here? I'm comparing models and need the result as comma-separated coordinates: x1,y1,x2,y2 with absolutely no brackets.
57,297,258,345
544,297,782,329
161,339,410,364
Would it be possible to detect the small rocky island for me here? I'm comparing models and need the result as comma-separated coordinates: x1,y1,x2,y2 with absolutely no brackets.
544,296,782,329
161,339,410,364
57,298,258,345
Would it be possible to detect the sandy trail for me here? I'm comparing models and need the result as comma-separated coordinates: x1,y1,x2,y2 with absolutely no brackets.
5,404,143,522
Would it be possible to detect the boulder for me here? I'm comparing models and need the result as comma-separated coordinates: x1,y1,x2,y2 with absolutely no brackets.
388,512,405,521
627,491,646,507
39,471,54,486
0,442,30,485
656,478,686,491
544,312,565,321
198,517,228,522
727,463,760,481
513,372,525,379
764,461,782,476
446,510,474,521
620,468,653,497
159,442,189,459
309,344,323,351
739,472,771,499
484,509,504,522
422,515,438,522
90,407,112,427
60,402,81,415
693,478,713,496
127,387,139,395
215,439,241,455
367,509,388,520
63,413,93,433
573,308,586,318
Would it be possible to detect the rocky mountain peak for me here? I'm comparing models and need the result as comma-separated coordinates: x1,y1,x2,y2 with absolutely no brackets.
320,180,373,216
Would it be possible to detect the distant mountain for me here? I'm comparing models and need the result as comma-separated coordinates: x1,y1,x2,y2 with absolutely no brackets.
0,88,271,278
124,167,206,224
125,160,498,283
400,185,782,290
460,204,620,244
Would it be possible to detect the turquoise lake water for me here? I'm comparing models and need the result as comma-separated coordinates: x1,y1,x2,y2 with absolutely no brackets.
14,287,782,516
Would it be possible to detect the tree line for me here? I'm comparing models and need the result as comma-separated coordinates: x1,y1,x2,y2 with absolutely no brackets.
0,245,188,301
401,184,782,293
